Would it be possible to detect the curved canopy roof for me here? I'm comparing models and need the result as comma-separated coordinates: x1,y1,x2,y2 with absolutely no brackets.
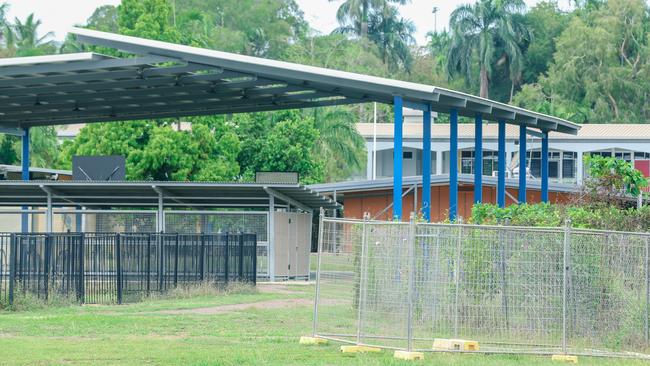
0,28,579,135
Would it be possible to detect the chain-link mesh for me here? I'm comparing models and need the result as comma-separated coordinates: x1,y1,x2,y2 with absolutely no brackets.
313,216,650,359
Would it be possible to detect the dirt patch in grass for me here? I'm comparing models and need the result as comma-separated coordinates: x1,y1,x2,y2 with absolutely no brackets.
157,297,346,315
157,298,313,315
256,283,303,295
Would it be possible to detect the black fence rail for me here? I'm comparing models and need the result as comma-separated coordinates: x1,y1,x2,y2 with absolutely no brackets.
0,232,256,305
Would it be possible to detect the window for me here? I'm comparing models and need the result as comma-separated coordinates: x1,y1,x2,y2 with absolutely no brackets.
562,152,576,179
403,151,413,159
529,149,561,179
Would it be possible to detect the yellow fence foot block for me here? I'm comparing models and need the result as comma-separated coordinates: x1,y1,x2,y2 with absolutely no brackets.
393,350,424,361
432,338,480,351
299,336,328,345
552,355,578,363
340,345,382,353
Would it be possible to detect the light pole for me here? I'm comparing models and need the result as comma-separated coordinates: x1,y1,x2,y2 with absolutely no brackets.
432,6,439,33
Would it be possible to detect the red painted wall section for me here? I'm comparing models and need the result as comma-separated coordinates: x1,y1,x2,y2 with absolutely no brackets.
635,160,650,193
343,184,575,222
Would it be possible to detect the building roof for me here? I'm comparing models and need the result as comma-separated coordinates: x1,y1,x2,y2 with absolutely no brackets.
0,181,340,210
0,28,579,135
357,123,650,141
309,174,581,196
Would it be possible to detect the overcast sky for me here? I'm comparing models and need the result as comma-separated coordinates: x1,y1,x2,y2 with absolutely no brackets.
4,0,573,45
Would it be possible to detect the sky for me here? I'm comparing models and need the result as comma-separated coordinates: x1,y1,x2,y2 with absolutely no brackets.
4,0,573,45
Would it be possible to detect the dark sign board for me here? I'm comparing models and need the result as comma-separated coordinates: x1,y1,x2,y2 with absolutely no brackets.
73,155,126,181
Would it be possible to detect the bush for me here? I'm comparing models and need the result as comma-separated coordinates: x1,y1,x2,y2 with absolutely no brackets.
471,202,650,232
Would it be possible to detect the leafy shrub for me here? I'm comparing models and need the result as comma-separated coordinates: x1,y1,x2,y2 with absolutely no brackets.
471,203,650,232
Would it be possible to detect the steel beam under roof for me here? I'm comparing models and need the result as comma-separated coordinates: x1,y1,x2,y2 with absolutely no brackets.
0,28,579,136
0,181,340,210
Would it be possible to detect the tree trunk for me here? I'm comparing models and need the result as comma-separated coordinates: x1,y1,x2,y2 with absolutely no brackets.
509,80,515,103
480,66,489,99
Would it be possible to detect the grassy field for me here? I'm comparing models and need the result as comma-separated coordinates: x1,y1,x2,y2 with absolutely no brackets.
0,283,648,366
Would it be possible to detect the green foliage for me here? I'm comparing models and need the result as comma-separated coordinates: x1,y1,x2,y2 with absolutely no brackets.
521,1,570,84
471,202,650,232
3,13,56,57
59,119,240,181
117,0,181,42
233,110,324,184
514,0,650,123
175,0,307,58
585,155,648,197
447,0,531,99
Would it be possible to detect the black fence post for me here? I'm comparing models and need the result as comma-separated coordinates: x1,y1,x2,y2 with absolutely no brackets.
78,233,85,304
43,234,51,301
158,233,165,292
252,234,257,285
116,234,123,305
146,234,151,296
200,234,205,282
174,234,179,287
9,233,16,305
238,232,244,281
224,233,229,284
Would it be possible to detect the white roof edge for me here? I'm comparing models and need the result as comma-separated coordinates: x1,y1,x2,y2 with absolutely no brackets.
0,52,104,67
70,27,436,98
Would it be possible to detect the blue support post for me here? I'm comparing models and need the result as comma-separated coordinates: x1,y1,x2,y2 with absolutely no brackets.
393,96,404,220
474,114,483,203
497,120,506,208
449,109,459,222
21,127,30,233
541,131,549,203
422,109,431,221
518,124,527,204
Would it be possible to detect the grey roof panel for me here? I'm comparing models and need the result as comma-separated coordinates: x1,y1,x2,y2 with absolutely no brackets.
0,28,579,135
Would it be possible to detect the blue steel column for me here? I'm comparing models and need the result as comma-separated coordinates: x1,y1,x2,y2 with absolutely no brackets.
393,96,404,220
21,127,30,233
541,131,549,203
474,114,483,203
449,109,459,221
518,124,527,204
497,120,506,207
422,109,432,221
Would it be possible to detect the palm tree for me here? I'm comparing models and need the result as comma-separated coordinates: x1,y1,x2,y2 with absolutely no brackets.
312,107,366,182
447,0,531,99
5,13,55,56
0,3,8,46
367,5,415,71
330,0,410,39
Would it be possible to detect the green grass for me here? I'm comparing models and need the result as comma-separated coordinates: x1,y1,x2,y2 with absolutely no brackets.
0,284,648,366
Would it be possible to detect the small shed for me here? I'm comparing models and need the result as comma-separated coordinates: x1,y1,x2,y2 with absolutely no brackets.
0,181,339,281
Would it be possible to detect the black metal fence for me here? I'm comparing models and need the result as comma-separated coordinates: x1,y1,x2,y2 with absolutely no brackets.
0,232,256,305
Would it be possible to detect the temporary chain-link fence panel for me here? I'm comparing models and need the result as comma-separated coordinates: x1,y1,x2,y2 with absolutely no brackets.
313,216,650,359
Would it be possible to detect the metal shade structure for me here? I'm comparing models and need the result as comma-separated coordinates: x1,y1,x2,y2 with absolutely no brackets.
0,181,339,210
0,27,577,133
0,28,581,222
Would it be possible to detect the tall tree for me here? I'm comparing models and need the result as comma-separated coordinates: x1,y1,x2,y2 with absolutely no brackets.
447,0,531,99
366,4,415,71
59,119,240,181
330,0,409,39
4,13,55,57
117,0,180,42
313,107,366,181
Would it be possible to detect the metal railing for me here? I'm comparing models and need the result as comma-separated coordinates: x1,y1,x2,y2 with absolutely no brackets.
0,232,256,305
312,213,650,359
